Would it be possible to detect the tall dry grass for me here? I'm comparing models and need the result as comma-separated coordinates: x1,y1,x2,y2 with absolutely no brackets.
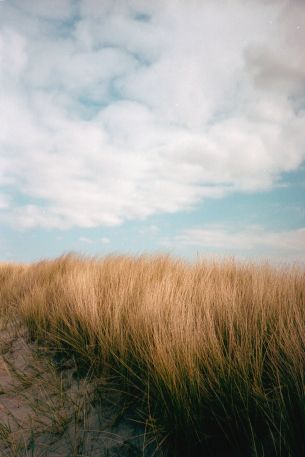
1,254,305,456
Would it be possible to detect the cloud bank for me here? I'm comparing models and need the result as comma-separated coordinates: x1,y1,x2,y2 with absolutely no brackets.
170,225,305,261
0,0,304,229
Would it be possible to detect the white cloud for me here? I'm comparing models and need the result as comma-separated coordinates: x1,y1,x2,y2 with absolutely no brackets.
0,0,304,229
79,236,93,244
168,226,305,262
0,193,10,209
138,224,160,235
100,237,110,244
13,0,74,20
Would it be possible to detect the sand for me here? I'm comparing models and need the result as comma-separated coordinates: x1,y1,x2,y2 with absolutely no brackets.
0,318,163,457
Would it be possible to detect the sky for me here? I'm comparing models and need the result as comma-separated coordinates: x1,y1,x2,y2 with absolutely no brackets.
0,0,304,263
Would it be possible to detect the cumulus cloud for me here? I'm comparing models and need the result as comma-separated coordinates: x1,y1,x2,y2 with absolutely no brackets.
0,0,304,229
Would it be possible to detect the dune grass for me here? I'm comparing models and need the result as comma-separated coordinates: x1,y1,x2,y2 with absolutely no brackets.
0,254,305,456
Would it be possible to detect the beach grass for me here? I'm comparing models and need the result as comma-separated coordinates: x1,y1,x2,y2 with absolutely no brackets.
1,254,304,456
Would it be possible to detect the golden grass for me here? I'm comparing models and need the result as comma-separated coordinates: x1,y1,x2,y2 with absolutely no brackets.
1,254,305,456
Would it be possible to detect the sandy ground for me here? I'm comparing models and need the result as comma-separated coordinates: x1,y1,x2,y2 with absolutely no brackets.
0,319,163,457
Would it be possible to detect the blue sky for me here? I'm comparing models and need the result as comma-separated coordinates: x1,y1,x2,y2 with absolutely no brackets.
0,0,304,263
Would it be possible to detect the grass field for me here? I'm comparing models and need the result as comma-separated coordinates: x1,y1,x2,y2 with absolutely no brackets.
0,254,305,456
